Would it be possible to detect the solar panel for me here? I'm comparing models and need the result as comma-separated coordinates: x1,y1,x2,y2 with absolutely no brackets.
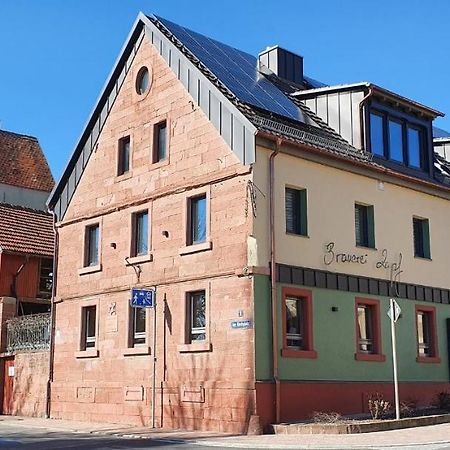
155,16,307,123
433,126,450,139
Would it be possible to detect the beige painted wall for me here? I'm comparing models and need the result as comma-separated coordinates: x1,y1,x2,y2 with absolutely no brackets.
253,144,450,289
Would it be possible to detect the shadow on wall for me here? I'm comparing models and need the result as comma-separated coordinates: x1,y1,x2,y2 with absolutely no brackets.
11,352,49,417
158,299,257,434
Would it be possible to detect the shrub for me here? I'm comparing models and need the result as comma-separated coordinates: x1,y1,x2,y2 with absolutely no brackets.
433,391,450,412
311,411,343,423
368,393,391,420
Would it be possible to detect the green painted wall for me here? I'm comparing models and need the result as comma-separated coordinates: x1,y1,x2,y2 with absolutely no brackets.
254,275,450,382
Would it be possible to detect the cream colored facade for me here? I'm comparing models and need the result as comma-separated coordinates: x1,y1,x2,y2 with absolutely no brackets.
253,142,450,290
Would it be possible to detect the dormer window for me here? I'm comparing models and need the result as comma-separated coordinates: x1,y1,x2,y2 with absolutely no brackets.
369,106,429,172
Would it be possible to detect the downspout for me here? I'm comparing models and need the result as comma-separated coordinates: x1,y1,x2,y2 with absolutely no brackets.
269,138,282,423
359,86,373,150
46,213,59,419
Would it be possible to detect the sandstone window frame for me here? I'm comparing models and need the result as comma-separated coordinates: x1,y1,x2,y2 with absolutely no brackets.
123,303,151,356
281,287,317,359
152,120,168,163
415,305,440,364
179,186,212,256
135,65,152,97
177,283,212,353
75,298,99,359
126,203,153,265
354,297,385,362
79,218,102,275
116,134,132,179
150,116,171,169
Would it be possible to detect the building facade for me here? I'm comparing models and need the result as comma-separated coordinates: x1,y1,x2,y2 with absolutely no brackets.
0,130,54,416
48,14,450,432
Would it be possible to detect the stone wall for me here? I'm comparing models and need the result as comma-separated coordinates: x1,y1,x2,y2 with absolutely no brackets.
51,32,256,433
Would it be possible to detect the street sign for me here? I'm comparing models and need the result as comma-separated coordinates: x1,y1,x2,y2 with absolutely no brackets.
387,298,401,322
231,319,252,329
130,288,155,308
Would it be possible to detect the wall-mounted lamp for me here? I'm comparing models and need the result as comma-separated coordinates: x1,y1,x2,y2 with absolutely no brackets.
110,242,117,249
162,230,169,238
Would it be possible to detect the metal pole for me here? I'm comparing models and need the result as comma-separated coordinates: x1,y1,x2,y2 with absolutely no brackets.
390,298,400,420
151,297,157,428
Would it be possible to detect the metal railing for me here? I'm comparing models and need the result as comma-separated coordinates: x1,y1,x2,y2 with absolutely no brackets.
6,313,51,353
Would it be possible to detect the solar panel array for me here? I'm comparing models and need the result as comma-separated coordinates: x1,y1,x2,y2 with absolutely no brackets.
155,16,312,123
433,126,450,139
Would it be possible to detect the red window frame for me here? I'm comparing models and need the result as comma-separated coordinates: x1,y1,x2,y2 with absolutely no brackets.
281,287,316,359
354,298,385,362
415,305,440,363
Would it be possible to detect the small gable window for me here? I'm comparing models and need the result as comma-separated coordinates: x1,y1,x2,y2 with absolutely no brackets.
136,67,150,95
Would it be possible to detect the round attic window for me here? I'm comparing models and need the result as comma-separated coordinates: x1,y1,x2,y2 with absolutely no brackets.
136,67,150,95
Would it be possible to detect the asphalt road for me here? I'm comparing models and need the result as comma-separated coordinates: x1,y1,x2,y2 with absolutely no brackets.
0,426,227,450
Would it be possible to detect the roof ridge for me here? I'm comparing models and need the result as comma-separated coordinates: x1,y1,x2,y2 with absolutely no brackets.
0,202,52,216
0,129,39,142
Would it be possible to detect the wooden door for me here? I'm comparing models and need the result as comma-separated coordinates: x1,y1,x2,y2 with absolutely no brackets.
2,357,14,415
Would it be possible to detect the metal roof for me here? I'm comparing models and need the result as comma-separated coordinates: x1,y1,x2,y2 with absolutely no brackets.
293,83,444,118
433,126,450,140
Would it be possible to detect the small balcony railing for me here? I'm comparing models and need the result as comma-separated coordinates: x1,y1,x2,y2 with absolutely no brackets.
6,313,51,353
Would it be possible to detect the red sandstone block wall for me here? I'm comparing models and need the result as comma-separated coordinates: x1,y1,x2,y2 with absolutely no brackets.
52,33,256,432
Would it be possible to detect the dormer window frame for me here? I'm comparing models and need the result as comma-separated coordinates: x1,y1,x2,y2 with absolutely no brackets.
367,100,432,176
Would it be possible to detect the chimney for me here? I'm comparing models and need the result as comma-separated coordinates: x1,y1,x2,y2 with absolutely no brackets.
258,45,303,84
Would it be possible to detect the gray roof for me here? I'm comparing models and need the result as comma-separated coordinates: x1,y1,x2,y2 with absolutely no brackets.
433,126,450,140
48,13,450,219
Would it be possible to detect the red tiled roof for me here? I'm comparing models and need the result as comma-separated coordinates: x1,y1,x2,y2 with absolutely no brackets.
0,203,54,257
0,130,54,192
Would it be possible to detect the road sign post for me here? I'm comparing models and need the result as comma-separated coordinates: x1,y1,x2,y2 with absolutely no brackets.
130,288,157,428
388,298,401,420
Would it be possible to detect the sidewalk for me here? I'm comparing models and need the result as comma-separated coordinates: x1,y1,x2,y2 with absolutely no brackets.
1,415,450,449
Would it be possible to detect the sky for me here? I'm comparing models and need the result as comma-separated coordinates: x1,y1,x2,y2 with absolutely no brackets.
1,0,450,181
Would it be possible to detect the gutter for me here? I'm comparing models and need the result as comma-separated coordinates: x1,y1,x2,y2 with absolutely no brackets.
257,130,450,197
269,138,282,423
46,213,59,419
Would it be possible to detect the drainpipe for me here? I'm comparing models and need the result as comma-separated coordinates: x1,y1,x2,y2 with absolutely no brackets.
359,86,374,150
269,138,282,423
46,213,59,419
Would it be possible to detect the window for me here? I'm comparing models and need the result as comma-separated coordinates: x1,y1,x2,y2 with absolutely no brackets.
136,66,150,95
85,224,99,267
285,187,307,236
355,203,375,248
415,306,439,363
388,119,404,162
370,112,384,156
408,126,422,168
188,195,206,245
285,297,305,349
153,121,167,163
188,291,206,343
132,211,149,257
82,305,96,350
281,288,316,358
131,307,146,346
413,217,430,259
117,136,130,176
38,258,53,297
369,108,428,171
355,298,384,362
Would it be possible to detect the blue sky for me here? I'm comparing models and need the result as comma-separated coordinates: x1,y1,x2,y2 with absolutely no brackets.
1,0,449,180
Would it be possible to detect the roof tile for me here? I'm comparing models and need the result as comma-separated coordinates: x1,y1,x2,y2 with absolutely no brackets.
0,203,54,257
0,130,54,192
